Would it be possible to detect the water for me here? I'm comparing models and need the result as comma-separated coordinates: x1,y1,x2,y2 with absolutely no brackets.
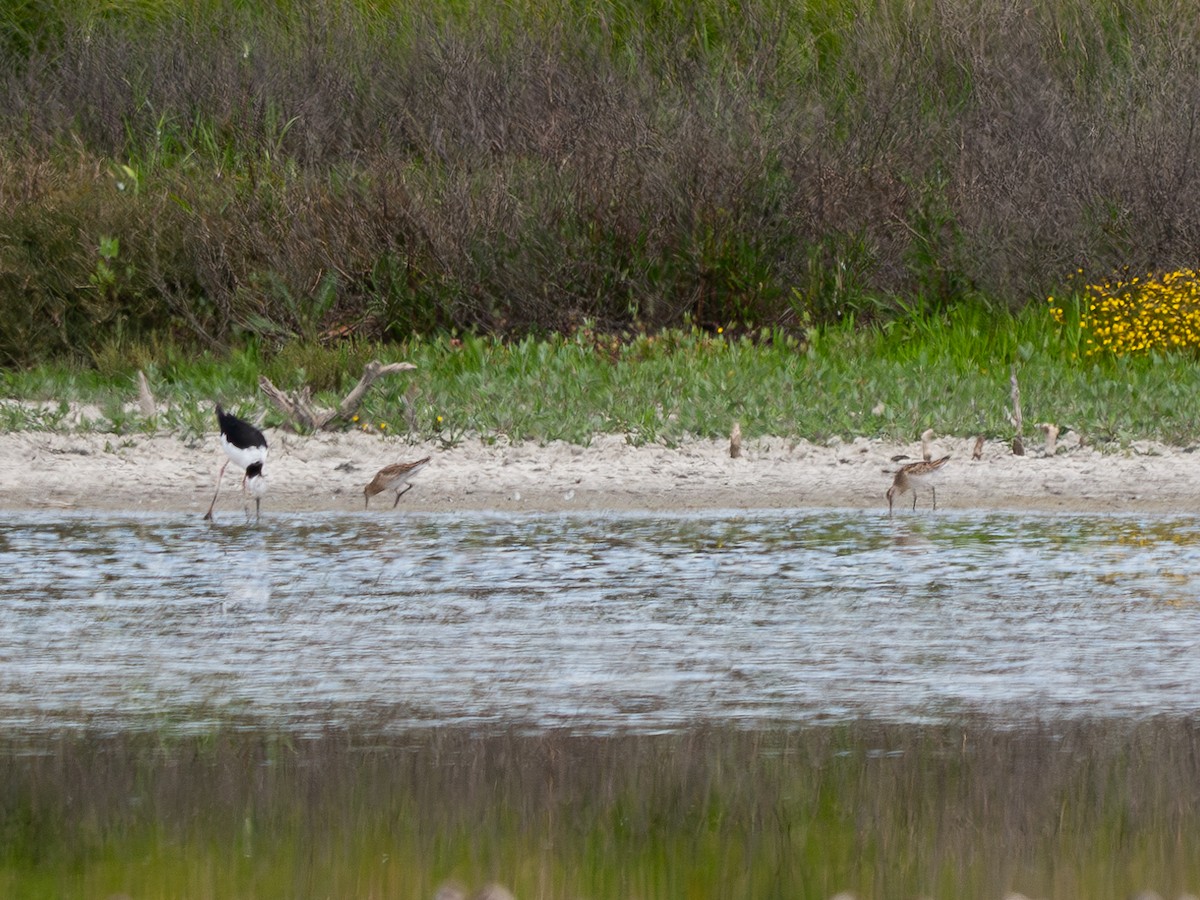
3,509,1200,733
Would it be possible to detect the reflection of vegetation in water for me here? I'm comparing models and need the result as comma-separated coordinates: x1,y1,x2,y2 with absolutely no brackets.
2,720,1199,898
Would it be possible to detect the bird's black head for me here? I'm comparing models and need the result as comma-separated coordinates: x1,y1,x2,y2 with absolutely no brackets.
245,461,264,479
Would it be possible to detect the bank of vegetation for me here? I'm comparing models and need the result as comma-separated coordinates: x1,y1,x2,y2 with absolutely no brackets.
3,0,1200,364
5,0,1200,444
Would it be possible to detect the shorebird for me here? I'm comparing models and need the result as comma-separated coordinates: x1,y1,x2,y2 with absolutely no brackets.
364,457,431,508
204,404,268,521
886,455,950,514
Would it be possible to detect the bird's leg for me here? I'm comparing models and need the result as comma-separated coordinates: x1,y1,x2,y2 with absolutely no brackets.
932,486,938,511
203,460,230,521
392,482,414,508
911,491,917,511
254,497,261,522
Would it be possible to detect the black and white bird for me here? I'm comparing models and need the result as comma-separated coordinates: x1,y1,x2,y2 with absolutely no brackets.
204,404,268,521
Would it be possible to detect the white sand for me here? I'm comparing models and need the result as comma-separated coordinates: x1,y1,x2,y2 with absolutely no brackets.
2,428,1198,516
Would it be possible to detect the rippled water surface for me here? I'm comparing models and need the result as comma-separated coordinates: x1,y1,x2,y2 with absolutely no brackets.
3,509,1200,733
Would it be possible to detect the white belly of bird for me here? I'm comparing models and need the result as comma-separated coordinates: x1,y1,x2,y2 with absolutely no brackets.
221,434,268,470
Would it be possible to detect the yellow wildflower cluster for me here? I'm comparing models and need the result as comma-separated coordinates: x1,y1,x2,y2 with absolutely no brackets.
350,414,391,433
1052,268,1200,356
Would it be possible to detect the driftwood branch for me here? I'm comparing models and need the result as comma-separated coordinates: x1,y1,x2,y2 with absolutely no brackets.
335,361,417,420
259,360,417,432
136,370,157,417
1008,364,1025,456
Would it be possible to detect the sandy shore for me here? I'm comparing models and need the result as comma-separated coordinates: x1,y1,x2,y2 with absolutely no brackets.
1,427,1198,516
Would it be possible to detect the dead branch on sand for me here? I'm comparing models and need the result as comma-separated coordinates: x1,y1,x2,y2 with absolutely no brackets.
136,370,157,417
259,360,417,432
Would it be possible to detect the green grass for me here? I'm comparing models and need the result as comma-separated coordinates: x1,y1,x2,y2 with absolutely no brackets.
2,720,1200,899
3,305,1200,446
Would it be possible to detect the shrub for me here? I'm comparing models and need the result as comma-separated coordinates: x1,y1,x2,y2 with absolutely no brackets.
5,0,1200,361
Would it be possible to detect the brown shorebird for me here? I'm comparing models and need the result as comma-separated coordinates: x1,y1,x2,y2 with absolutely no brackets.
886,455,951,514
364,457,431,508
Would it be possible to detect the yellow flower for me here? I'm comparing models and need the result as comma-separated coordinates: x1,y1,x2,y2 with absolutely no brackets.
1073,267,1200,355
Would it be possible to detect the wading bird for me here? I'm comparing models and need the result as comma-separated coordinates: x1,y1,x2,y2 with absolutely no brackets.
204,404,268,522
364,457,431,509
886,455,950,514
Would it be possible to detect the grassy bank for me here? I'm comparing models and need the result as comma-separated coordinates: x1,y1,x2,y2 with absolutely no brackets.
3,0,1200,364
3,304,1200,446
2,720,1199,899
6,0,1200,445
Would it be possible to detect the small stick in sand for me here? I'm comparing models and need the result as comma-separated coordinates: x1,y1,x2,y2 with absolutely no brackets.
1009,365,1025,456
730,421,742,459
920,428,935,461
137,370,157,417
1039,423,1060,457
